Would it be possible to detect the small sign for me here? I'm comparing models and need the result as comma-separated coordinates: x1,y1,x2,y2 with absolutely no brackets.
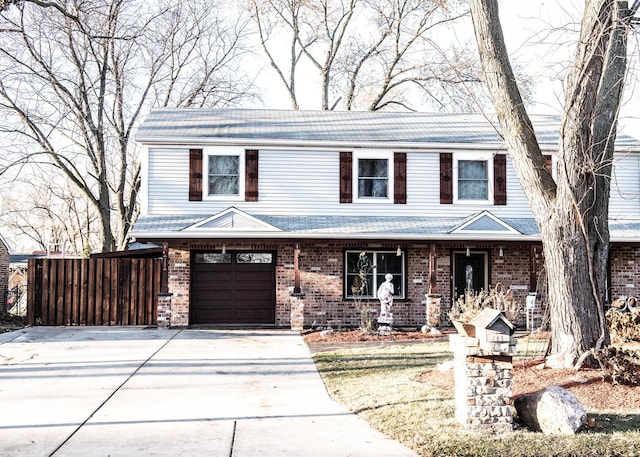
526,293,537,310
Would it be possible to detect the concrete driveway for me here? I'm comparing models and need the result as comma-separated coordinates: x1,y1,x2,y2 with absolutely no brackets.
0,327,419,457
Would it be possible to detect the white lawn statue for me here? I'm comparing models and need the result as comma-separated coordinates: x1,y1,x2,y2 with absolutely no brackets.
377,273,394,328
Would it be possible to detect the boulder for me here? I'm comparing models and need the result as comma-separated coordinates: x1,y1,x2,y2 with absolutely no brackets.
514,385,587,434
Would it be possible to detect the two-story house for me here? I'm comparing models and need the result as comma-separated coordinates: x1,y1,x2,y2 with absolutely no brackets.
132,109,640,329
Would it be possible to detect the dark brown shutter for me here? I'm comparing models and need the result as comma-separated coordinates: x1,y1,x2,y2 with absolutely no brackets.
439,152,453,204
394,152,406,204
245,149,259,201
543,155,553,175
339,151,352,203
189,148,203,201
493,153,507,205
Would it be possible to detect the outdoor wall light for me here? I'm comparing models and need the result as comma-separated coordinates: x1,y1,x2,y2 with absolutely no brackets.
222,244,226,254
396,245,402,256
499,247,504,257
466,246,470,257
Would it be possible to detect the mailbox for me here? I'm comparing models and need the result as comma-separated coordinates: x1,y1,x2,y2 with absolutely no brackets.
470,308,516,354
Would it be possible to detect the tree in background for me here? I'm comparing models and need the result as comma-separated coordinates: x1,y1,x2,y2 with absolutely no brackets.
469,0,636,367
0,0,255,252
247,0,511,111
1,175,98,256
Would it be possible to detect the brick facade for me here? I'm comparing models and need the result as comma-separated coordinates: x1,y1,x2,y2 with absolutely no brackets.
163,239,545,329
0,236,9,312
609,244,640,302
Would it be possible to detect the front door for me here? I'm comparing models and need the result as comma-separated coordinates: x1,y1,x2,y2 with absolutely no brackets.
453,251,488,300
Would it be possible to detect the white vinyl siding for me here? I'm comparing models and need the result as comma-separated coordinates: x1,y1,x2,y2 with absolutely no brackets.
147,147,190,214
144,146,640,221
610,153,640,219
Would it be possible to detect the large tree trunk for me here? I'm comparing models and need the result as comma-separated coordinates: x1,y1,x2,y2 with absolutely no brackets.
469,0,629,367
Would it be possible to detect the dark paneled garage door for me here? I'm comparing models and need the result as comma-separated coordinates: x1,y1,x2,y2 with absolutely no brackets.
191,251,276,325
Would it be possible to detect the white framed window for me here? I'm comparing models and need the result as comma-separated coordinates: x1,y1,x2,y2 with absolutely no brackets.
453,152,494,204
353,150,393,203
205,148,245,200
344,250,405,299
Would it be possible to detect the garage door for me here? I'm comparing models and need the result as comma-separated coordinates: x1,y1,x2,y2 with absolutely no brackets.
191,251,276,325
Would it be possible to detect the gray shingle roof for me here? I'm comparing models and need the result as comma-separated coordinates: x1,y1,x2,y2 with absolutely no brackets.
131,213,640,241
131,214,541,237
135,109,639,148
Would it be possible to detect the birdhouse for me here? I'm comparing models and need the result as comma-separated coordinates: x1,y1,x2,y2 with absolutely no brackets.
470,308,516,354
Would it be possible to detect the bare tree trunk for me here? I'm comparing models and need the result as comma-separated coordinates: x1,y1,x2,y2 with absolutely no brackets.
469,0,629,367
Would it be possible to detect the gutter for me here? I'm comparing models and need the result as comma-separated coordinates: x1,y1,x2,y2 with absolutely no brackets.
129,230,542,242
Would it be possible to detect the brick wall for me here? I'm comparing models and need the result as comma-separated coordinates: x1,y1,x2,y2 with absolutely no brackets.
610,245,640,302
164,239,540,329
0,239,8,312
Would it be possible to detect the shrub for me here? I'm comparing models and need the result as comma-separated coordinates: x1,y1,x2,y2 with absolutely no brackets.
606,309,640,342
593,346,640,386
449,283,524,325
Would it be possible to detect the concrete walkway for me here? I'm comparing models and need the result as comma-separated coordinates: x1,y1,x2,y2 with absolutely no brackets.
0,327,419,457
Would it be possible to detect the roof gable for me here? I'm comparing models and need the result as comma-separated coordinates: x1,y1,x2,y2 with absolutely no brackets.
186,207,282,232
450,211,520,235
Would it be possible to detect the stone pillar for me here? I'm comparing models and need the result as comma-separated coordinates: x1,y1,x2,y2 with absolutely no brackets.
290,296,305,331
425,294,441,328
157,292,173,329
449,334,515,433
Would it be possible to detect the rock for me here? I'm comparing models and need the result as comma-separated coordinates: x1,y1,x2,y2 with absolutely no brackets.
514,385,587,434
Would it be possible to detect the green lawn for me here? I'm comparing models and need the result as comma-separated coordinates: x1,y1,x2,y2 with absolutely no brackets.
312,342,640,457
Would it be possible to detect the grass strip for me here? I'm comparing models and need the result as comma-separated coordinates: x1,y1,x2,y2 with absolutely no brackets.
312,342,640,457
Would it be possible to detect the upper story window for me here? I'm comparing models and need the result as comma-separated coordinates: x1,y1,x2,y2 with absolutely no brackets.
204,150,246,200
353,151,394,203
358,158,388,198
208,155,239,196
189,148,257,202
458,160,488,200
453,152,494,204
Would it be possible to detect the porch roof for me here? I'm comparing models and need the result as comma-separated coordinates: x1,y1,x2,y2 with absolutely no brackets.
131,212,640,243
130,213,539,241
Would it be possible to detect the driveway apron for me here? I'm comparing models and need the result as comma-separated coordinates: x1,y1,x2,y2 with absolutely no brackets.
0,327,418,457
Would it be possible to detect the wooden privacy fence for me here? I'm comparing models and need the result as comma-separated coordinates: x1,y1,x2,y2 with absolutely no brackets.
27,258,160,326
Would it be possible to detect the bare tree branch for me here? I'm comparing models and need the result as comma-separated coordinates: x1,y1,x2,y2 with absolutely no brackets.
0,0,255,251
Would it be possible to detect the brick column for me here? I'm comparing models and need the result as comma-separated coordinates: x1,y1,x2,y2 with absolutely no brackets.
290,296,305,331
425,294,441,328
157,292,173,329
449,334,515,433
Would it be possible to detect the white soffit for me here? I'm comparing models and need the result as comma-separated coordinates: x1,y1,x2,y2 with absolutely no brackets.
450,211,520,235
185,207,282,232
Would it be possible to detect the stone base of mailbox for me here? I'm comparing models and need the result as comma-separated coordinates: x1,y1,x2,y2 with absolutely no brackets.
450,334,515,434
